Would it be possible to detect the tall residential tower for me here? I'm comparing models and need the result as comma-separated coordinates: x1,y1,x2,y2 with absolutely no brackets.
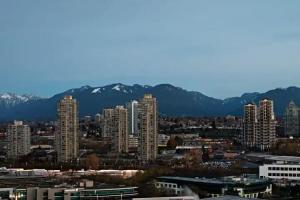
243,103,257,148
112,106,129,153
137,94,158,161
126,100,139,135
257,99,276,150
7,121,31,159
284,101,300,137
56,96,79,162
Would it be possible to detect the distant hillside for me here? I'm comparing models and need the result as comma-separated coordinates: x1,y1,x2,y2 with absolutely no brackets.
0,84,299,121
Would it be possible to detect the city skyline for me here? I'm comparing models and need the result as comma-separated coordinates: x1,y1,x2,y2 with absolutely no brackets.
1,1,300,98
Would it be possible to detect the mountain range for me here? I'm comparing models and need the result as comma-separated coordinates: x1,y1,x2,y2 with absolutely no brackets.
0,83,300,121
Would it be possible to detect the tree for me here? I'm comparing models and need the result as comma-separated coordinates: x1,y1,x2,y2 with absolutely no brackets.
166,136,183,150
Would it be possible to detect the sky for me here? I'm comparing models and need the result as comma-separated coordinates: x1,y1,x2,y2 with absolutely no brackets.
1,0,300,99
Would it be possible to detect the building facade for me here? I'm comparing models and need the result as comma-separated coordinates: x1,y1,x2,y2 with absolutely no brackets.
243,103,257,148
284,101,300,137
7,121,31,159
102,108,114,137
0,187,138,200
128,134,139,153
138,94,158,161
127,100,139,135
155,176,272,199
56,96,79,163
112,106,129,153
257,99,276,150
260,164,300,180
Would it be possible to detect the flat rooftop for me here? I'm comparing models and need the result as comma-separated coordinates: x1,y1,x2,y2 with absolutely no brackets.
157,176,268,185
202,196,261,200
246,153,300,164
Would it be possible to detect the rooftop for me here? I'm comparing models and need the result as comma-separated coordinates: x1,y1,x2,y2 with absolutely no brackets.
247,153,300,164
157,175,268,185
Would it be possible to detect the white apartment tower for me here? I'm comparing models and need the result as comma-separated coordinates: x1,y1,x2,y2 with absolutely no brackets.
7,121,31,159
126,100,138,135
137,94,158,161
56,95,79,162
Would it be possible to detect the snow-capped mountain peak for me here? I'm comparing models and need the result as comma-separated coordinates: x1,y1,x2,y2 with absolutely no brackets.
112,85,121,91
0,93,41,108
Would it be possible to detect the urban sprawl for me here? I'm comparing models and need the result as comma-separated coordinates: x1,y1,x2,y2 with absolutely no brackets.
1,95,300,199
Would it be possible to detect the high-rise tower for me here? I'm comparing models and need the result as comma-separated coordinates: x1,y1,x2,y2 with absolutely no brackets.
257,99,276,150
284,101,300,137
126,100,138,135
243,103,258,148
137,94,158,161
112,106,128,153
7,121,31,159
56,96,79,162
102,109,114,138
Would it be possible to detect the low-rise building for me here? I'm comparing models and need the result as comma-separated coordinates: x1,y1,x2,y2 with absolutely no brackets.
133,197,195,200
155,175,272,199
259,164,300,180
0,186,138,200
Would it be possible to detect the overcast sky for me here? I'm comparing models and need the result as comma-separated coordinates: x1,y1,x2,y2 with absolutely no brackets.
1,0,300,99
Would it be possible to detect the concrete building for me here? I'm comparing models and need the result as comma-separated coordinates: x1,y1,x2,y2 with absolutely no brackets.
242,103,257,148
138,94,158,161
56,96,79,163
155,175,272,199
257,99,276,150
128,134,139,153
112,106,129,153
247,152,300,164
102,108,114,137
7,121,31,159
127,100,139,135
284,101,300,137
248,152,300,181
260,164,300,180
0,186,138,200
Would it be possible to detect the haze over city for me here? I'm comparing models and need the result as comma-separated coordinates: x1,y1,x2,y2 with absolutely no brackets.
1,1,300,98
